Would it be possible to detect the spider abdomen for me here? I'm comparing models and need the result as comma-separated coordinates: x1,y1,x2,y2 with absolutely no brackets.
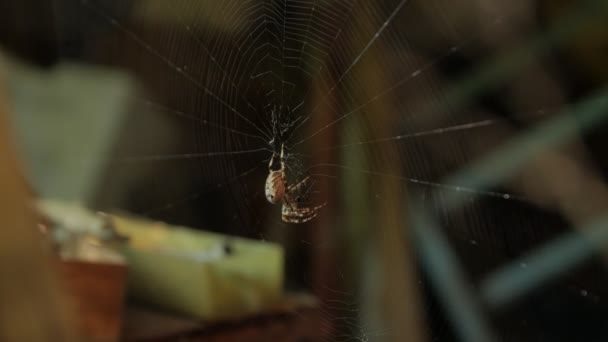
265,170,286,204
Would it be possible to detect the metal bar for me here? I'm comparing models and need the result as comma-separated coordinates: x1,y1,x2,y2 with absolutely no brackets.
412,205,497,342
442,88,608,210
412,87,608,338
482,216,608,308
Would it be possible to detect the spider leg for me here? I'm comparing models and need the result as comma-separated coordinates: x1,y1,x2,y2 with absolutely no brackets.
282,208,316,223
284,177,310,212
268,152,276,169
313,202,327,211
281,202,327,224
280,143,285,172
288,176,310,192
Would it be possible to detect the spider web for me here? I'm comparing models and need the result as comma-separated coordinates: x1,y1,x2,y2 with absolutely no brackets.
51,0,608,340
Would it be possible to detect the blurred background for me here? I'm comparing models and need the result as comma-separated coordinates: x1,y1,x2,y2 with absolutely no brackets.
1,0,608,341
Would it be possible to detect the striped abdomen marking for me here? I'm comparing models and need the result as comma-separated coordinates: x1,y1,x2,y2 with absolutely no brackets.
265,170,286,204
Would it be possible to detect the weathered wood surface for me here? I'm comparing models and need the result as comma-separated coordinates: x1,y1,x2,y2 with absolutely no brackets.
123,294,321,342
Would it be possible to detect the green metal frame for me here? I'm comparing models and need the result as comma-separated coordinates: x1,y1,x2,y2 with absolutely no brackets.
410,0,608,340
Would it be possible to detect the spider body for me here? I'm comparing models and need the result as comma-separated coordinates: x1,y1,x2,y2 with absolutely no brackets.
265,145,325,223
265,169,286,204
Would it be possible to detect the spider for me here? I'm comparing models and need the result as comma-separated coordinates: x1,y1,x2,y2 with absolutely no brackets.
265,144,326,223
